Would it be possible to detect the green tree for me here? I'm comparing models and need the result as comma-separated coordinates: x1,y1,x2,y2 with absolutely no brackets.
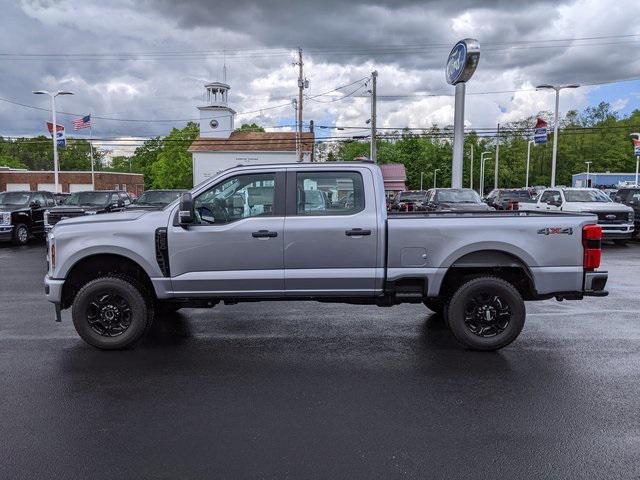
235,123,265,132
0,154,26,169
148,122,199,188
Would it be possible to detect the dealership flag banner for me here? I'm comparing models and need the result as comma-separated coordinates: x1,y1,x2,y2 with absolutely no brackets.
634,138,640,156
533,118,548,145
46,121,66,148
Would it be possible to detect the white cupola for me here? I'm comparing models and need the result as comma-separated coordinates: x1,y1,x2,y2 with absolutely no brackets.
197,82,236,139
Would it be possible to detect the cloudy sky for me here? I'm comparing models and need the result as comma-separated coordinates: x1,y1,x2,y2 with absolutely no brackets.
1,0,639,152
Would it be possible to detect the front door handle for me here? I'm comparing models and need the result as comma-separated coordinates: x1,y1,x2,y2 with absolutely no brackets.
345,228,372,236
252,230,278,238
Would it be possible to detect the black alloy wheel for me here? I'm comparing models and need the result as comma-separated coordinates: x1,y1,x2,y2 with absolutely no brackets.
86,292,133,337
463,293,511,338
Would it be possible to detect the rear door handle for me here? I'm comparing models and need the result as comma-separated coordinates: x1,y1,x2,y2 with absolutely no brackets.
345,228,371,236
252,230,278,238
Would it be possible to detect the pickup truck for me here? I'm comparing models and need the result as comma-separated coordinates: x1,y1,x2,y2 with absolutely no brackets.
44,162,608,351
614,187,640,238
44,190,132,232
518,187,634,244
0,190,57,245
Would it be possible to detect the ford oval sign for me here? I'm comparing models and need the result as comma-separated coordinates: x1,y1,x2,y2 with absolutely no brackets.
446,39,480,85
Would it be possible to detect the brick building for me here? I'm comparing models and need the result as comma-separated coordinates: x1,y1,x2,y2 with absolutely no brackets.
0,168,144,195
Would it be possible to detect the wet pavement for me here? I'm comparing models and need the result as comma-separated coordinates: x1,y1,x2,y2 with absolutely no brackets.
1,241,639,479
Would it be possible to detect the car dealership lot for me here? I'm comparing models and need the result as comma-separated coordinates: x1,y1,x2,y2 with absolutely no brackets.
1,242,639,479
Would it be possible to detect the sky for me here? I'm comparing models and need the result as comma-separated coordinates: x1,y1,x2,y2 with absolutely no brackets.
0,0,639,155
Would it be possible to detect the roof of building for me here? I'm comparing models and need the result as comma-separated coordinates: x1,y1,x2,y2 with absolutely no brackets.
188,131,314,153
379,163,407,182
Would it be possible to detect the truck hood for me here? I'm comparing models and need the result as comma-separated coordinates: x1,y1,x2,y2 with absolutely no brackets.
55,209,149,227
0,206,30,214
563,202,633,212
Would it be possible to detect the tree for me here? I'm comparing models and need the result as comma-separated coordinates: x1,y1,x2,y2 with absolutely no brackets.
235,123,265,132
148,122,199,189
0,154,26,169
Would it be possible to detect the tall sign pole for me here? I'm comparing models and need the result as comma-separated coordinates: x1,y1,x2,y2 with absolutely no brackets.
631,133,640,186
446,39,480,188
370,70,378,163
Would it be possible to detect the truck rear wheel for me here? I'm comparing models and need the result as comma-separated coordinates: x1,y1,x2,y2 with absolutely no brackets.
12,223,29,246
446,276,525,351
72,276,151,349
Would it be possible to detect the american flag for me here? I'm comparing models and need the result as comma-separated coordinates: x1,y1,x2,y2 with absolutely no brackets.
72,114,91,131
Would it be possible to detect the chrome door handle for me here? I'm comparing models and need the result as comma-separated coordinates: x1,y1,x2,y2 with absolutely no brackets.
345,228,371,236
252,230,278,238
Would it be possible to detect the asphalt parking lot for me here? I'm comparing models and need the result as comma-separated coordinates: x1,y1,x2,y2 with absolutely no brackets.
1,241,639,479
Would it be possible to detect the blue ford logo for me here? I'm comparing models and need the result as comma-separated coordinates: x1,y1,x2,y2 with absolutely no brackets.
445,39,480,85
446,42,467,85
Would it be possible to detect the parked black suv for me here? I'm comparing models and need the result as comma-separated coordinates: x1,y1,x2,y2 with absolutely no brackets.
44,190,131,232
391,190,429,212
614,187,640,237
423,188,494,212
126,189,187,211
485,188,536,210
0,190,57,245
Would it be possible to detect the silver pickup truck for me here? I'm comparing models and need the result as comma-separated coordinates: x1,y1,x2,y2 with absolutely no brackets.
44,162,608,351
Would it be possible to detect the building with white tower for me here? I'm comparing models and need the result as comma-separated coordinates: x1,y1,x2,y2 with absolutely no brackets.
189,82,313,185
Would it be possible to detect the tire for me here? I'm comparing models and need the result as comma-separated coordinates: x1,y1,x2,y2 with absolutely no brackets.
423,298,445,316
72,276,151,350
12,223,29,246
446,276,525,351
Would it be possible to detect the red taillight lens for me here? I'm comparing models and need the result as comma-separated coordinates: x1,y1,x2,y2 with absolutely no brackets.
582,224,602,270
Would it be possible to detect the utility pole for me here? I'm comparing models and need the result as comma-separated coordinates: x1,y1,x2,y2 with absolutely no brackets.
585,161,592,187
526,140,534,188
370,71,378,163
494,123,500,190
294,47,305,162
420,171,424,190
630,133,640,186
433,168,440,188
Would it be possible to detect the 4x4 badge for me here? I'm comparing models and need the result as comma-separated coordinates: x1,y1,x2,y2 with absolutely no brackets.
537,227,573,235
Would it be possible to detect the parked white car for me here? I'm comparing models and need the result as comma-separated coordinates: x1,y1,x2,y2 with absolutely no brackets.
519,188,634,244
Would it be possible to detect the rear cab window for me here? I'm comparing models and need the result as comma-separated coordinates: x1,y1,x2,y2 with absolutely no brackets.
294,171,365,216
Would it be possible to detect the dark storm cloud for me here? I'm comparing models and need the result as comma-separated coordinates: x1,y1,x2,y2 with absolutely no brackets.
0,0,637,141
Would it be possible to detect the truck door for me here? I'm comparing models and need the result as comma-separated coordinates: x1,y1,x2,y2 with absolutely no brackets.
168,171,285,295
283,169,379,295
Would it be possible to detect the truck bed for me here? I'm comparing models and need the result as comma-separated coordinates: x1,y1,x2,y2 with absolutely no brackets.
387,210,591,219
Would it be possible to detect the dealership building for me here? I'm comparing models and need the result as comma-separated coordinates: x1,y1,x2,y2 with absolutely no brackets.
0,167,144,195
572,172,638,188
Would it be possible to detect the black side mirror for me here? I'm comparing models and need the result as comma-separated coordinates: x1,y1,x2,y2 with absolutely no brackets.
117,199,125,208
30,200,41,208
179,193,194,225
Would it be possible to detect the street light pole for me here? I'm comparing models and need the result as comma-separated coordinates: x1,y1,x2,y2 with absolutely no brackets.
480,151,491,196
469,144,474,190
526,140,534,188
433,169,440,189
32,89,74,193
585,161,592,187
420,171,424,190
536,83,580,187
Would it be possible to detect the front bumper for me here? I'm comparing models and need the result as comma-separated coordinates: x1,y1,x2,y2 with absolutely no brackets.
583,271,608,297
0,225,14,241
599,223,634,239
44,275,65,304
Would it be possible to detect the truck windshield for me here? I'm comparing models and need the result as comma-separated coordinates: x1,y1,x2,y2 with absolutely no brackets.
436,190,482,203
563,190,611,202
0,192,31,206
134,191,183,206
65,192,110,206
399,191,427,201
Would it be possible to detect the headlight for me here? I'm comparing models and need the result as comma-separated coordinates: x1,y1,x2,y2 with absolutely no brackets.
0,212,10,225
48,234,56,270
44,210,50,226
629,211,635,222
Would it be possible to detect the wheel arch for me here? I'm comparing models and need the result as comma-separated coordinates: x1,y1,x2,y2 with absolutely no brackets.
434,249,537,300
61,253,156,309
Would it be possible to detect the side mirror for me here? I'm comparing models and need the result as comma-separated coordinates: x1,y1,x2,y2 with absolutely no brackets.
117,199,125,208
30,200,41,208
178,193,194,225
614,196,622,203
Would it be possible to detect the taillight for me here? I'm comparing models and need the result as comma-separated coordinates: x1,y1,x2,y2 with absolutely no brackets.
582,224,602,270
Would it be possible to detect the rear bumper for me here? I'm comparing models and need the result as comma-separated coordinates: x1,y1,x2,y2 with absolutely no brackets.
583,270,608,297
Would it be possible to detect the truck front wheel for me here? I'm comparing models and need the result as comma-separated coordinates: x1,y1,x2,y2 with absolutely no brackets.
72,276,151,349
446,276,525,351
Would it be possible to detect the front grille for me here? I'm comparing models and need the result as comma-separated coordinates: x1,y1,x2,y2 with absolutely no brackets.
595,211,627,224
46,210,86,226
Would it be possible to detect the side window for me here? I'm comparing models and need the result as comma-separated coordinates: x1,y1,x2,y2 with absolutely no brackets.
194,173,276,225
540,191,552,203
45,193,55,206
110,193,120,204
119,192,131,205
295,171,364,216
542,190,560,204
32,193,46,207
